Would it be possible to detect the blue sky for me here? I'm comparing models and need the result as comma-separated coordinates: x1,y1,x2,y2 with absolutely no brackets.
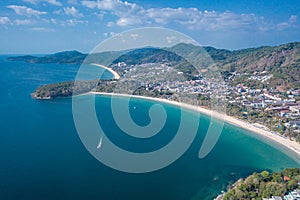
0,0,299,54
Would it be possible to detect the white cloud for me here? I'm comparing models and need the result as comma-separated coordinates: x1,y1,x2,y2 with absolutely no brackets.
103,32,117,37
14,19,32,25
53,9,62,15
82,0,123,10
50,18,57,24
289,15,297,23
107,21,114,27
45,0,62,6
7,5,47,17
82,0,148,26
0,17,35,26
166,36,176,43
81,0,144,17
277,15,298,30
143,8,261,31
116,17,142,26
146,7,200,25
22,0,38,4
68,0,79,5
22,0,62,6
63,6,83,17
130,33,140,40
31,27,55,32
92,12,105,20
81,0,297,32
66,19,87,26
0,17,11,24
81,0,97,8
81,1,250,29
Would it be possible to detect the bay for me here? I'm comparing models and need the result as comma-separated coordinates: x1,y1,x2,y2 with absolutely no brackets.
0,56,299,200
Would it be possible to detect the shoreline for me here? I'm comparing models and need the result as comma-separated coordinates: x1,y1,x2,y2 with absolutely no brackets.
86,91,300,159
91,63,120,80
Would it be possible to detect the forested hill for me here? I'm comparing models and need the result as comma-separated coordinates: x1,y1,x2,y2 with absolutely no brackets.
8,42,300,71
8,50,86,64
222,168,300,200
8,42,300,89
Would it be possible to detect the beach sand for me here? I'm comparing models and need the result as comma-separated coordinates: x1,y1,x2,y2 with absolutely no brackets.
87,91,300,158
91,63,120,79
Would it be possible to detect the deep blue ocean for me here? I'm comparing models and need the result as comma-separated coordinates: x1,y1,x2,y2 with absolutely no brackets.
0,55,299,200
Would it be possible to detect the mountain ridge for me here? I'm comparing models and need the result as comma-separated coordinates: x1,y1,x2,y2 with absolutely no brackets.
8,42,300,90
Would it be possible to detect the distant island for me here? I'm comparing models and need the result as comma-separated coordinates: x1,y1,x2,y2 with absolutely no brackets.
8,50,86,64
9,42,300,146
217,168,300,200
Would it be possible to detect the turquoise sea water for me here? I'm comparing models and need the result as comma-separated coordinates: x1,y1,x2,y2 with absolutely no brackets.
0,56,299,200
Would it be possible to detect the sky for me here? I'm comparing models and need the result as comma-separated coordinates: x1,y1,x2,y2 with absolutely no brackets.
0,0,299,54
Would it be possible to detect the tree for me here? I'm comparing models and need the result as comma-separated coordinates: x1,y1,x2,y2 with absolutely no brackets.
261,182,286,198
261,171,270,181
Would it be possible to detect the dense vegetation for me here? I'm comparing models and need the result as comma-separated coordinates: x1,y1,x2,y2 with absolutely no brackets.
223,168,300,200
177,42,300,90
32,80,96,99
32,80,121,99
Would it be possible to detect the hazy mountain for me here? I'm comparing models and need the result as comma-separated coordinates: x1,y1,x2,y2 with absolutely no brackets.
8,50,87,64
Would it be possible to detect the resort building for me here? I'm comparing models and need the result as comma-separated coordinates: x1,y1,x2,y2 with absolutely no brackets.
284,189,300,200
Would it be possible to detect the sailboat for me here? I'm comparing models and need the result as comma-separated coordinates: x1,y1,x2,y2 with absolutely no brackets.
97,136,103,149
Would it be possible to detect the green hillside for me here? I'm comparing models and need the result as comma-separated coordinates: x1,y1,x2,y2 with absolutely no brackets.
8,42,300,90
223,168,300,200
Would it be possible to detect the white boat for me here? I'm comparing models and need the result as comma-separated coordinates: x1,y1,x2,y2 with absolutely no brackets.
97,136,103,149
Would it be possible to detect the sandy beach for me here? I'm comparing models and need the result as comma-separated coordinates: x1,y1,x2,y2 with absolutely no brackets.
87,91,300,158
91,63,120,79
